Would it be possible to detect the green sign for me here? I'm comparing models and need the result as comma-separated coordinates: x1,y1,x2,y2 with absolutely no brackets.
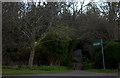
93,42,101,46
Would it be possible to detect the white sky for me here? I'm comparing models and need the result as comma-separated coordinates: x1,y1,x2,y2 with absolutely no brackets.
2,0,120,2
21,0,120,2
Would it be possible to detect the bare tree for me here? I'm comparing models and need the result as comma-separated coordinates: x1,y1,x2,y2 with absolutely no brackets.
8,2,59,67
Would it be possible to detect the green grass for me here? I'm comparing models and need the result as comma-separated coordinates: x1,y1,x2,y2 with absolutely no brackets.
2,65,68,75
85,69,118,73
2,69,68,75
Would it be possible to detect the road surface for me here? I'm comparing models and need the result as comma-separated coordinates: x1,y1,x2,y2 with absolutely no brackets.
2,70,120,78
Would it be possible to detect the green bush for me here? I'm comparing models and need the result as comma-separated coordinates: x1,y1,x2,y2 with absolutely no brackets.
63,59,75,68
17,65,22,69
39,30,71,66
104,41,120,69
94,40,120,69
3,65,68,71
94,52,103,69
2,66,15,69
83,58,94,69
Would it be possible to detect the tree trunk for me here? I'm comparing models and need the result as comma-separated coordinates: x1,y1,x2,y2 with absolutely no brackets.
28,27,35,67
28,47,35,67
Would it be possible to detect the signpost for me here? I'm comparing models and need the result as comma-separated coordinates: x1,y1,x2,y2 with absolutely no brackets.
93,39,106,70
101,39,105,70
93,42,101,46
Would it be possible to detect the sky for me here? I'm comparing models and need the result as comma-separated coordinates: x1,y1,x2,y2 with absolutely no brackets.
21,0,120,2
21,0,120,15
2,0,120,2
22,0,100,9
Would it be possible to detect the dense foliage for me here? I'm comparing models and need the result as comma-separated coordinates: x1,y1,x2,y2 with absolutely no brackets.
94,41,120,69
2,2,120,69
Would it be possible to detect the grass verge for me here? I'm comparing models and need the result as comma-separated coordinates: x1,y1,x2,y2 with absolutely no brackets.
3,69,68,75
2,66,68,75
85,69,118,73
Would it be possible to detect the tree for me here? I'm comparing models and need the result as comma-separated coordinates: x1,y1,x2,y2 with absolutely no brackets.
97,2,120,39
2,2,27,64
19,2,60,67
3,2,60,66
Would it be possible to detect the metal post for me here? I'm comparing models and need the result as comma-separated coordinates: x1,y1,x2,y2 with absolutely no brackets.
101,39,105,70
118,1,120,39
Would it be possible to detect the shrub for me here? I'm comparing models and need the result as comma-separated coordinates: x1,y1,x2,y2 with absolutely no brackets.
104,41,120,69
63,60,75,68
94,40,120,69
83,58,94,69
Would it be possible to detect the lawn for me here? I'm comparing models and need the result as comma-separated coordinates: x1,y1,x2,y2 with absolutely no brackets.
2,66,68,75
85,69,118,73
2,66,118,75
3,69,68,75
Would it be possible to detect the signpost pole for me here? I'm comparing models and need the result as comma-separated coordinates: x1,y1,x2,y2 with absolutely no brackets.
101,39,105,70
